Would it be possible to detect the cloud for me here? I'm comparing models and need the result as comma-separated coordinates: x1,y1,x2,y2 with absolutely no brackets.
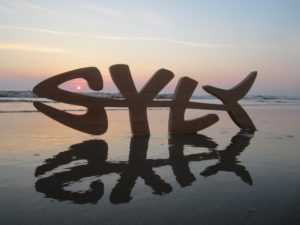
0,42,64,53
81,3,126,18
0,25,79,36
1,0,54,15
0,25,232,49
2,25,297,52
0,6,16,14
245,45,300,53
139,13,170,26
17,1,54,14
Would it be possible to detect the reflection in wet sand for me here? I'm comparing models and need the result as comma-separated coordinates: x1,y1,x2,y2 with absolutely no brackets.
35,130,255,204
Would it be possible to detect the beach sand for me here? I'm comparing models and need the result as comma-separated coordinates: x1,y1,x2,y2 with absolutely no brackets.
0,104,300,225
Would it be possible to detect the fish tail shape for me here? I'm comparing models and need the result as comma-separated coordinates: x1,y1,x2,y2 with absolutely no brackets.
203,72,257,130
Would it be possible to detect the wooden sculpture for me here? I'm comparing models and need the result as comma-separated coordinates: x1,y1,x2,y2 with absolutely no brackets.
33,64,257,135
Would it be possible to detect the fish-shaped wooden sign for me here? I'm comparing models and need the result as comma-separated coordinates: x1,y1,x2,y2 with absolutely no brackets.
33,64,257,135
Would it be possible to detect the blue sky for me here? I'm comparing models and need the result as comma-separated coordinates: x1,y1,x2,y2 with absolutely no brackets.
0,0,299,95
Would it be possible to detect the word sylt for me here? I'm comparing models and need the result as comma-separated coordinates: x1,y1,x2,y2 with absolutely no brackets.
33,64,257,135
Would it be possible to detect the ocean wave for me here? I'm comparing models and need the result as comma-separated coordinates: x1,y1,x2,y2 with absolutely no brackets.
1,90,299,101
0,90,37,98
0,90,123,99
0,98,54,103
1,90,300,113
244,95,300,101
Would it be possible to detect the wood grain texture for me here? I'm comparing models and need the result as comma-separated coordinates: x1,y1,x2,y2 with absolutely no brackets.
168,76,219,134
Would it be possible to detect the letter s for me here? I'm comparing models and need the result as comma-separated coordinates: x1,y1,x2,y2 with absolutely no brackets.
33,67,108,135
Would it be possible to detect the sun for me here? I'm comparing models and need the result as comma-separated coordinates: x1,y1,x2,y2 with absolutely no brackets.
76,86,81,90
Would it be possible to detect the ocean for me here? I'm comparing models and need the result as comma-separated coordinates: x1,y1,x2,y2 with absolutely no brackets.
1,90,300,113
0,91,300,225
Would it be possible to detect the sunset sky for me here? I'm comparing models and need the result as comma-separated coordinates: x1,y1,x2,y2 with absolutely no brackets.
0,0,299,95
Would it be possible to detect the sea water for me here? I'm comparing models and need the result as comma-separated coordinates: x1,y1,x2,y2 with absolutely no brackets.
0,93,300,225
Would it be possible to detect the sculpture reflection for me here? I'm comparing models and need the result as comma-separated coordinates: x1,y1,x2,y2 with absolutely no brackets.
200,131,254,184
110,136,172,204
169,134,218,187
35,130,254,204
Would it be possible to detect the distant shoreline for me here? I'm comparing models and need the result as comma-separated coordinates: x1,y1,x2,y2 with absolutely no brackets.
0,90,300,101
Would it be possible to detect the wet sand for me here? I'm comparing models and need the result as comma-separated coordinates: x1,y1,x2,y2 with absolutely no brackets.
0,104,300,225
